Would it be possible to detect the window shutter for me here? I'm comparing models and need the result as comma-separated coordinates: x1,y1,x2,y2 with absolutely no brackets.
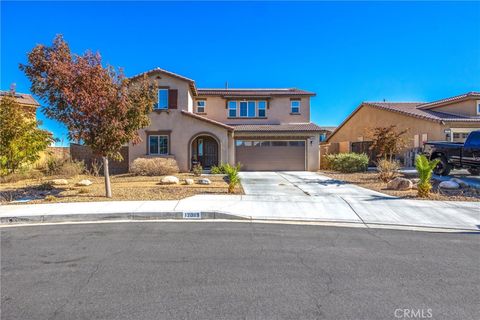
168,89,178,109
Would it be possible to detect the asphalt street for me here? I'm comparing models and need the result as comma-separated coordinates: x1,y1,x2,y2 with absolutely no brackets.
1,222,479,320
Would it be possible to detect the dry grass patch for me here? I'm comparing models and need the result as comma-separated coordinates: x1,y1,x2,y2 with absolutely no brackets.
320,170,480,202
0,173,243,204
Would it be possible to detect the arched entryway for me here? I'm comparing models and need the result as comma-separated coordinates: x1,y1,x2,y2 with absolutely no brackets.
191,135,219,169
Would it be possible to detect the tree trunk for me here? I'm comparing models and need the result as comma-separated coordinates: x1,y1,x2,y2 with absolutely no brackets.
103,156,112,198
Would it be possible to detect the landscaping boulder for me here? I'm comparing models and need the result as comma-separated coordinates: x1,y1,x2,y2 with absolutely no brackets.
160,176,179,185
76,179,92,186
197,178,211,185
387,177,413,191
50,179,68,185
185,179,194,185
449,178,468,188
439,180,460,189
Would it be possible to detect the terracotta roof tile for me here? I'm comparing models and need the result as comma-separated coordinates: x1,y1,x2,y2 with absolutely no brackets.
418,91,480,109
129,67,197,95
365,102,480,122
231,123,323,132
181,111,234,131
0,91,39,106
197,88,315,97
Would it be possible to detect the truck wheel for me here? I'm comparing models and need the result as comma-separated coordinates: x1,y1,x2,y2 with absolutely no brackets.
433,156,451,176
468,168,480,176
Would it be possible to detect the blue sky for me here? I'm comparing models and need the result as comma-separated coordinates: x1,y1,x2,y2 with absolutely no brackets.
2,1,479,145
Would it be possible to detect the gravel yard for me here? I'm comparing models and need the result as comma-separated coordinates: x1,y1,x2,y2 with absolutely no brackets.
320,170,480,202
0,173,243,204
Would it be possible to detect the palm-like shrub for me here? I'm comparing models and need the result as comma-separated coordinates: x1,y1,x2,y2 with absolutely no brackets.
415,155,440,198
223,164,241,193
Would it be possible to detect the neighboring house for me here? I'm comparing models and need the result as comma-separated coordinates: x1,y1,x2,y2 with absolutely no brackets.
128,67,323,172
0,88,40,119
318,126,336,142
325,92,480,162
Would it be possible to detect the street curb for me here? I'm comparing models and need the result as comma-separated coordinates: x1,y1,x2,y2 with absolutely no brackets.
1,211,478,233
0,211,249,225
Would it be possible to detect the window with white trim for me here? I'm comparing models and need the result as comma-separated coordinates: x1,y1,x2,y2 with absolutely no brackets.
155,89,169,110
228,101,237,117
228,100,267,118
258,101,266,117
196,100,206,113
477,101,480,115
291,100,300,114
149,135,168,155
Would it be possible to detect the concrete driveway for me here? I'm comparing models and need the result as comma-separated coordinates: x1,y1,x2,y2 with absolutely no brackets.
239,171,389,197
238,171,479,230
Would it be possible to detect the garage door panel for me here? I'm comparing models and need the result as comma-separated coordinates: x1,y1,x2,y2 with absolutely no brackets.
236,142,305,171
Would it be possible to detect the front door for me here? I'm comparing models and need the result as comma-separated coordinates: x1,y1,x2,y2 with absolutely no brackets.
193,136,218,169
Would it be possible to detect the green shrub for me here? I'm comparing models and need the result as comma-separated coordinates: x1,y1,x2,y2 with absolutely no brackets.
324,153,369,173
130,158,179,176
415,155,439,198
211,163,242,174
192,163,203,177
377,159,400,182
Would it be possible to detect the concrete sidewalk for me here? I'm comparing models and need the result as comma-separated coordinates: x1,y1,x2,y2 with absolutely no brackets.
1,194,478,231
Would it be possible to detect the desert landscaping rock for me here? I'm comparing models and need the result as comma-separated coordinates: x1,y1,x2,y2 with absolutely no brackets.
76,179,93,186
449,178,468,188
50,179,68,185
387,177,413,191
160,176,179,185
184,179,194,185
439,180,460,189
197,178,211,185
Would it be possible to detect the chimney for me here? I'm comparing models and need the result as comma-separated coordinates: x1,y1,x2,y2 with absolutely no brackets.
10,83,16,95
225,81,229,90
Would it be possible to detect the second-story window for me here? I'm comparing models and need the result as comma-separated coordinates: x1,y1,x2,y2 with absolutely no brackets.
258,101,266,117
291,100,300,114
196,100,206,113
477,101,480,115
228,101,237,117
156,89,169,110
247,101,256,117
240,101,248,117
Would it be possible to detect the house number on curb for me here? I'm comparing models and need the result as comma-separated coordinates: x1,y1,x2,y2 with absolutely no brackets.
183,212,202,219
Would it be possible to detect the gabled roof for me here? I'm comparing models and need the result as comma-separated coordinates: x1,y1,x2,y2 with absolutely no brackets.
231,123,323,132
418,91,480,109
0,91,39,107
181,110,234,131
326,99,480,142
197,88,315,97
129,67,197,95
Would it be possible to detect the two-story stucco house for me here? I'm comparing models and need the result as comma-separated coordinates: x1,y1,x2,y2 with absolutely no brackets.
128,67,323,172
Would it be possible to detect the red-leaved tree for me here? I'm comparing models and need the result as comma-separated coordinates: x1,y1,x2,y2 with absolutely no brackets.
20,35,156,197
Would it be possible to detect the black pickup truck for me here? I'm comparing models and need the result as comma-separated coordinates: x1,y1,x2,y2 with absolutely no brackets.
423,130,480,176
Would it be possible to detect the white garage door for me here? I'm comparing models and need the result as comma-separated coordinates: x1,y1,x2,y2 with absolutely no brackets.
235,140,306,171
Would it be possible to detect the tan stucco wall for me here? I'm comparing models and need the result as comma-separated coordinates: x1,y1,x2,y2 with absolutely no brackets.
428,99,478,117
129,110,231,172
327,104,480,152
133,72,193,111
193,96,311,124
